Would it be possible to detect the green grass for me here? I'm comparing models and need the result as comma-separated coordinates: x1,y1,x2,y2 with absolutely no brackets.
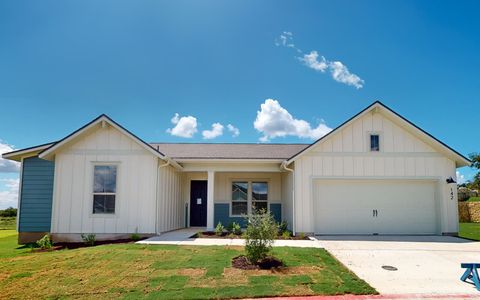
466,197,480,202
0,217,16,230
0,232,376,299
459,222,480,241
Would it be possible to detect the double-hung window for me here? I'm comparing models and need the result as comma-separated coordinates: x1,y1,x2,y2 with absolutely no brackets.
93,165,117,214
232,182,248,215
231,181,268,216
252,182,268,212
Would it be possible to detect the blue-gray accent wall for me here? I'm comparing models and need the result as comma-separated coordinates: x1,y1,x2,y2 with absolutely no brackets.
18,156,55,232
214,203,282,227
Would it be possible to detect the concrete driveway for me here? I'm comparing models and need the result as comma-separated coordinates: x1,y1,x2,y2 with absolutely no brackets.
316,236,480,296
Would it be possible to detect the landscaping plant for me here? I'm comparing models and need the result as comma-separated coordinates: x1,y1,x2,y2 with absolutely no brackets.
36,234,53,250
81,234,96,246
278,220,288,235
281,231,292,239
131,233,141,241
244,210,278,264
231,222,242,235
215,222,224,236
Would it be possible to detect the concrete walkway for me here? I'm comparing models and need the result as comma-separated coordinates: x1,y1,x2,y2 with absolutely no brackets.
136,228,322,248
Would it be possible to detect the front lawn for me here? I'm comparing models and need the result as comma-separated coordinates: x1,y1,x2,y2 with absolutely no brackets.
0,232,376,299
459,222,480,241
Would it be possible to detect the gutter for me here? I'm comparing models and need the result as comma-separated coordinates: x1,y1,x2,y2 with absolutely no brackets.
280,161,296,235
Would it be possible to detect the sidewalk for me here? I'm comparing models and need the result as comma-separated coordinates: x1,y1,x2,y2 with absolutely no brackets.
136,227,323,248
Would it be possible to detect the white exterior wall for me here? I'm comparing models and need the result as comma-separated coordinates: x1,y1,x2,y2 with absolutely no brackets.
51,124,158,234
157,164,184,233
294,111,459,234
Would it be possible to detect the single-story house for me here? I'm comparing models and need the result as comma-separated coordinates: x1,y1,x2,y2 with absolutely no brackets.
3,101,470,243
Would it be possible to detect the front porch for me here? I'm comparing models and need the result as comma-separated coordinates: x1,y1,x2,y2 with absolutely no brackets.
179,163,293,231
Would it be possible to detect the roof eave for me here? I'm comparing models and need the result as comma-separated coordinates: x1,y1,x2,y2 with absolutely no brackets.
2,143,55,162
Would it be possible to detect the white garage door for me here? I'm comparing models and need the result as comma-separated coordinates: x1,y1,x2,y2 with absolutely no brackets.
313,179,438,235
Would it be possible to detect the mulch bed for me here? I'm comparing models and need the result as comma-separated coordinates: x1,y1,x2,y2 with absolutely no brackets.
191,231,310,240
32,237,148,252
232,255,284,270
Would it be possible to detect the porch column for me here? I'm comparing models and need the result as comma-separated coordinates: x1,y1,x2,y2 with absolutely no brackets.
206,170,215,229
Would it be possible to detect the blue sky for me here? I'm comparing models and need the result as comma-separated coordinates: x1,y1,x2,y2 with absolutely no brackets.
0,1,479,208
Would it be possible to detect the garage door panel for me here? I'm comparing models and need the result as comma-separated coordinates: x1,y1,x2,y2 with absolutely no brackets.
314,180,438,235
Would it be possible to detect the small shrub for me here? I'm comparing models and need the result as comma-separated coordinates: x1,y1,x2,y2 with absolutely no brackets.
281,231,292,239
278,220,288,235
215,222,224,236
244,210,277,264
131,233,141,241
298,232,306,239
81,233,96,246
231,222,242,235
196,231,205,238
36,234,53,250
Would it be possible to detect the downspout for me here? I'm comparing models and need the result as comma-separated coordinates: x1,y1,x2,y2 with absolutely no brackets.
281,161,296,235
155,159,170,234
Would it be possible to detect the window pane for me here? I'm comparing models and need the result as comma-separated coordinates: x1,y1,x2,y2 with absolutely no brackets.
252,182,268,201
232,182,248,201
93,195,115,214
370,135,379,151
94,165,117,193
232,202,247,215
252,201,268,213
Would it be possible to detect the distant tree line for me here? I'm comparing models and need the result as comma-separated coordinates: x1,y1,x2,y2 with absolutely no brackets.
0,207,17,217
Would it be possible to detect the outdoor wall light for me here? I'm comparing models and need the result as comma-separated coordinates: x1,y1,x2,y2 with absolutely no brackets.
446,177,456,184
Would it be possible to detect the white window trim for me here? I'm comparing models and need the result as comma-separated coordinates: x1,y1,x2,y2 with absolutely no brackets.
367,131,383,153
229,179,269,217
90,162,120,218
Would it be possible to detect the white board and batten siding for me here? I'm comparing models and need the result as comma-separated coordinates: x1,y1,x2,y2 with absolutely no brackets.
294,111,459,235
157,164,184,233
51,124,159,235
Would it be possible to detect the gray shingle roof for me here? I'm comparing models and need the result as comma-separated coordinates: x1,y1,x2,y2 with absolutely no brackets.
149,143,309,160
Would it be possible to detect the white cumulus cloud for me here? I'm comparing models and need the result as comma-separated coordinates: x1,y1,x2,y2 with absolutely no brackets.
254,99,332,142
277,32,364,89
0,178,19,209
167,113,198,138
299,51,328,72
227,124,240,137
329,61,364,89
0,141,20,173
202,123,224,139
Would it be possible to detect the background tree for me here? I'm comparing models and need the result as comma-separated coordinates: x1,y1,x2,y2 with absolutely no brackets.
467,153,480,190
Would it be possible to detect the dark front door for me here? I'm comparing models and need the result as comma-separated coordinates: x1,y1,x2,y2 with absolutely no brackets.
190,180,208,227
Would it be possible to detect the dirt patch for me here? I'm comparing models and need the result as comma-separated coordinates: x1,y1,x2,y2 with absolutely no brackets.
177,268,206,277
31,246,64,252
277,266,322,275
232,255,285,270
